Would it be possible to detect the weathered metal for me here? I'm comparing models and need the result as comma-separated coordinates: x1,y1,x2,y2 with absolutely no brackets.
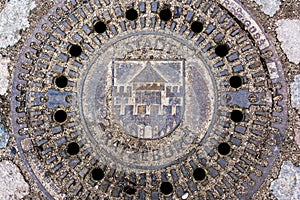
11,0,287,199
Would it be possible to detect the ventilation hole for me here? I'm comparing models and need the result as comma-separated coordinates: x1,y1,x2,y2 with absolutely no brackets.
124,185,137,195
191,21,204,33
67,142,80,155
55,75,68,88
229,76,243,88
159,8,172,21
218,142,231,155
91,168,104,181
93,21,107,33
160,182,173,195
193,168,206,181
215,44,229,57
69,44,82,57
126,8,138,21
230,110,244,123
53,110,67,123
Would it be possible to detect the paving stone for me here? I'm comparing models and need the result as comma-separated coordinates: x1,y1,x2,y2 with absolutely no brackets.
253,0,281,17
270,161,300,200
0,56,9,95
291,75,300,110
0,0,36,48
0,160,29,199
0,122,9,149
276,19,300,65
295,128,300,149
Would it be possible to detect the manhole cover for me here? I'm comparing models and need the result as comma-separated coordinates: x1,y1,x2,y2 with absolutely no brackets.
11,0,288,199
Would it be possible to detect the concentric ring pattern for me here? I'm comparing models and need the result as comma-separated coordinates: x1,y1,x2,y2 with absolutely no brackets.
11,0,287,199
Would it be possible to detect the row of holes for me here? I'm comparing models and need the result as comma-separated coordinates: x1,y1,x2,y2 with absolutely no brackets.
67,138,173,195
66,141,231,156
64,141,231,196
53,108,244,124
66,7,232,58
68,40,229,58
105,8,204,31
54,75,243,89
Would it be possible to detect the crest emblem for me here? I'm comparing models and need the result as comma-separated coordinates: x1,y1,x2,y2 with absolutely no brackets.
112,59,185,139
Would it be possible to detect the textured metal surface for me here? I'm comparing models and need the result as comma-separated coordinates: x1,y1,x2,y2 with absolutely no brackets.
11,0,287,199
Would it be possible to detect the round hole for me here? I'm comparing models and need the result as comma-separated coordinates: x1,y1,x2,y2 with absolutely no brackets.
55,76,68,88
159,8,172,21
230,110,244,123
160,182,173,195
124,185,137,195
215,44,229,57
69,44,82,57
94,21,107,33
218,142,231,155
54,110,67,123
67,142,80,155
126,8,138,21
229,76,243,88
193,168,206,181
191,21,204,33
91,168,104,181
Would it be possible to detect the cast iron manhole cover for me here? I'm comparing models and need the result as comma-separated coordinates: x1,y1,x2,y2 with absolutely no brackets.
11,0,288,199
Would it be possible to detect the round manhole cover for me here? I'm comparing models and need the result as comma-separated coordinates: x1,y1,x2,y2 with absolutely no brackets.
11,0,287,199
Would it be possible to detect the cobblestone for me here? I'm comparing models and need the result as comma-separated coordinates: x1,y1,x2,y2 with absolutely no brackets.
0,160,29,199
276,19,300,65
0,55,9,95
0,0,35,48
0,121,9,149
294,128,300,149
253,0,281,17
270,161,300,200
291,75,300,110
